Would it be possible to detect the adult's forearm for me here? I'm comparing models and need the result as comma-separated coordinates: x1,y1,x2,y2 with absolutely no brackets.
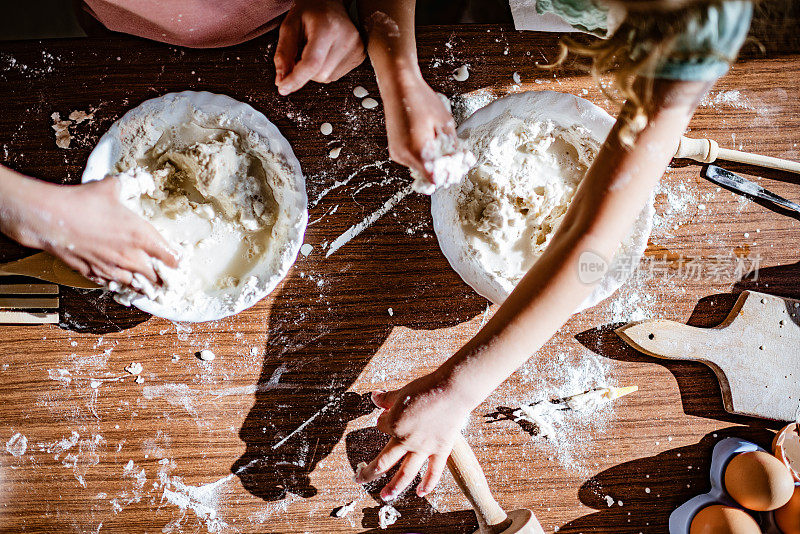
0,166,52,247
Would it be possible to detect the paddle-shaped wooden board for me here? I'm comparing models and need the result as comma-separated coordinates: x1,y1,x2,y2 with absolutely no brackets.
617,290,800,421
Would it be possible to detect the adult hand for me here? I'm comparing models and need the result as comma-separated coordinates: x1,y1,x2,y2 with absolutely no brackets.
274,0,365,95
355,372,470,500
1,177,178,286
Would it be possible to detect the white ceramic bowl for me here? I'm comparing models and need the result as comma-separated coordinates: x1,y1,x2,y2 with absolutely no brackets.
432,90,654,312
82,91,308,322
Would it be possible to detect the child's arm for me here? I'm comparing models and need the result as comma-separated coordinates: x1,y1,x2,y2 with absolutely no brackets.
358,0,454,179
0,165,178,285
274,0,365,95
356,78,713,500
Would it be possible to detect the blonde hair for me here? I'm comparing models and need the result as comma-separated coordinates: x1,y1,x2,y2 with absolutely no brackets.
542,1,737,146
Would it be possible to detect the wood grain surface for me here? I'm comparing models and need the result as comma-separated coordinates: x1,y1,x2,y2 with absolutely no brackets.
0,24,798,533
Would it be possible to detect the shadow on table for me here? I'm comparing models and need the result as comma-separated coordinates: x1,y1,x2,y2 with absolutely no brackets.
231,185,487,510
556,426,775,533
576,273,796,427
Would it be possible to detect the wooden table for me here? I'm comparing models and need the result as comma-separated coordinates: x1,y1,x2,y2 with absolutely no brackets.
0,25,798,533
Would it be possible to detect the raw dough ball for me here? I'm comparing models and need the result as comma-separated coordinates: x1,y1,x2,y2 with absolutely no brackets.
452,64,470,82
353,86,369,98
361,98,379,109
197,349,216,362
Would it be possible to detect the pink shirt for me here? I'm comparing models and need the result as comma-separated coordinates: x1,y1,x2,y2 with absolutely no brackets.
83,0,292,48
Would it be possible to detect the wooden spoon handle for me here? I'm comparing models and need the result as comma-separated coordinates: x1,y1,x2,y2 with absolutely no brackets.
0,253,99,289
676,136,800,174
447,434,512,534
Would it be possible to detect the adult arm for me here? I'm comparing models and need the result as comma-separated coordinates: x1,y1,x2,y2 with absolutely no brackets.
0,165,177,284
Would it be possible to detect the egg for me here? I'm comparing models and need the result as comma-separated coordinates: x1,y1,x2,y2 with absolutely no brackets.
773,422,800,482
775,485,800,534
689,505,760,534
724,450,795,511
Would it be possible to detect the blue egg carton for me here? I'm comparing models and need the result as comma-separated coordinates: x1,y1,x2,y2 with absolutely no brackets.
669,437,791,534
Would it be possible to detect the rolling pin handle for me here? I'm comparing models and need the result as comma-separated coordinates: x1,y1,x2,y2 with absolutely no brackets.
447,434,513,534
675,136,719,164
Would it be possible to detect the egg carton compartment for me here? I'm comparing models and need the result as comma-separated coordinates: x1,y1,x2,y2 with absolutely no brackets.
669,437,785,534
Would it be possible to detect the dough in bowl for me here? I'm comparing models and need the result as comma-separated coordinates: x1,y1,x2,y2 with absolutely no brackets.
432,91,653,311
83,92,307,322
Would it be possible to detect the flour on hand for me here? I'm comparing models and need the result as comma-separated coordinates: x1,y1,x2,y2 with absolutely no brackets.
410,132,476,196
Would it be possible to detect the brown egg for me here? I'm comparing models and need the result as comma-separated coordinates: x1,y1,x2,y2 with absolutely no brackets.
725,450,795,511
773,423,800,482
775,486,800,534
689,505,760,534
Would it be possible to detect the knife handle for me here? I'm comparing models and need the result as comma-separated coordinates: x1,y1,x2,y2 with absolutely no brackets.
676,136,800,175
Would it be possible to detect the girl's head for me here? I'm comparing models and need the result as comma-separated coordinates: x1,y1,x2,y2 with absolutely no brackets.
546,0,750,145
608,0,708,11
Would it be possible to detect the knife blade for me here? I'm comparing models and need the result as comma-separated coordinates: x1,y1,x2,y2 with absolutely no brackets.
703,165,800,216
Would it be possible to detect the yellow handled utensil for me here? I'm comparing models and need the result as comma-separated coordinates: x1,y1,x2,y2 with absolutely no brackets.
0,252,100,289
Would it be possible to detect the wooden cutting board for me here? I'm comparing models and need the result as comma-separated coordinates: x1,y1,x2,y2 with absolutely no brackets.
617,290,800,421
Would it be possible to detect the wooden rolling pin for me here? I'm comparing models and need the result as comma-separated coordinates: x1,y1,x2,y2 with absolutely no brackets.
676,136,800,174
448,434,544,534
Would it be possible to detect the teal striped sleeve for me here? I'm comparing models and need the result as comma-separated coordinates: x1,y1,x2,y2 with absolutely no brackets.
652,1,753,81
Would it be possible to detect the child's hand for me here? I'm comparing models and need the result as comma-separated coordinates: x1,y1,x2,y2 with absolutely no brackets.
274,0,365,95
383,73,456,181
355,372,471,500
3,178,178,286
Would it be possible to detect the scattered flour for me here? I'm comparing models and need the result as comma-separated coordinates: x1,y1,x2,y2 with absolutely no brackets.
5,432,27,457
699,90,752,110
512,386,637,439
326,185,412,257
